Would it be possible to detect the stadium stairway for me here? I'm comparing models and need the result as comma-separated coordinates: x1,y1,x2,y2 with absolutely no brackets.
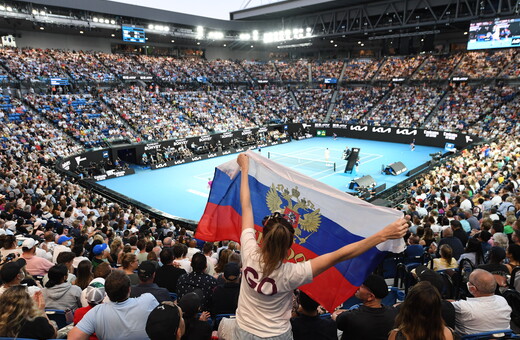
337,60,348,83
421,89,450,128
370,56,388,82
324,90,339,123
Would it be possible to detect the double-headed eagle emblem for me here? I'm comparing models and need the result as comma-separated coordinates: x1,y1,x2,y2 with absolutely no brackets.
265,183,321,244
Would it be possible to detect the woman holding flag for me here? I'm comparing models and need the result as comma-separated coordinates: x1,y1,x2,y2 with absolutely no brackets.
235,153,408,340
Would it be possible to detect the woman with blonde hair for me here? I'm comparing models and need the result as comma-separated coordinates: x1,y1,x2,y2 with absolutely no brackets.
389,281,453,340
0,285,56,339
121,252,139,285
433,244,458,271
235,153,407,339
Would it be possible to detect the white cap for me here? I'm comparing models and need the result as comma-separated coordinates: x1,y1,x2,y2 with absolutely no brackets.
22,238,38,249
5,221,16,231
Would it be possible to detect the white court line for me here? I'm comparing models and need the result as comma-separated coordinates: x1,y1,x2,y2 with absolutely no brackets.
187,189,209,198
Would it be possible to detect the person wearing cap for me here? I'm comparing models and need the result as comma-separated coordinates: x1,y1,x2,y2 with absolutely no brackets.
130,260,171,303
20,237,54,276
91,243,108,270
0,258,27,295
179,291,212,340
68,270,159,340
332,274,397,340
291,291,337,340
451,269,511,336
211,262,241,317
53,235,73,263
146,302,185,340
73,284,106,340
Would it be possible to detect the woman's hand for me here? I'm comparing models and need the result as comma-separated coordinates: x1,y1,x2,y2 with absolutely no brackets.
199,311,210,321
379,218,409,241
237,153,249,172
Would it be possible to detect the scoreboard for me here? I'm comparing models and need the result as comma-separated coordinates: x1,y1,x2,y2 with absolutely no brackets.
122,26,146,43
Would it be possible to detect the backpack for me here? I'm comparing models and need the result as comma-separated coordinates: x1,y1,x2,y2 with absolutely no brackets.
502,289,520,330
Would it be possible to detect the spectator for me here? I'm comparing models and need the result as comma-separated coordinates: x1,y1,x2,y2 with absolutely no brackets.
68,270,159,340
436,228,464,260
42,264,82,310
451,269,511,335
291,290,337,340
73,285,106,340
178,291,212,340
211,262,241,317
458,238,484,267
389,281,453,340
0,285,56,339
0,258,28,295
75,260,94,290
433,245,458,271
43,251,76,286
333,274,397,340
155,248,186,294
130,260,171,303
234,153,406,339
146,301,185,340
20,238,53,277
121,253,139,285
177,253,217,311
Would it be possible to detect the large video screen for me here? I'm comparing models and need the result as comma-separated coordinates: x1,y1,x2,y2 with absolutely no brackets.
467,17,520,50
122,26,146,43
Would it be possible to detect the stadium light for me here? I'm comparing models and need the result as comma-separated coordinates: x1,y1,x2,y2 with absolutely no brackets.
208,31,224,40
93,17,99,22
104,19,110,24
196,26,204,39
111,34,115,37
164,26,169,32
240,33,251,40
252,30,259,41
79,30,84,34
110,19,116,25
0,5,5,11
6,6,13,12
39,10,45,15
32,9,38,15
148,24,153,29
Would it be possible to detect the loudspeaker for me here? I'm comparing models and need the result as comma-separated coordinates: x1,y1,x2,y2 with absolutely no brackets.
354,175,376,189
374,183,387,194
387,161,407,175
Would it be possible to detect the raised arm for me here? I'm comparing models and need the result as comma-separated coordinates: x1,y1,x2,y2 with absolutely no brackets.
310,217,408,277
237,153,254,231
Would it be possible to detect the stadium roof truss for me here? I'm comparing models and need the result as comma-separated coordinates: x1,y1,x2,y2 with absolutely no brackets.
237,0,520,38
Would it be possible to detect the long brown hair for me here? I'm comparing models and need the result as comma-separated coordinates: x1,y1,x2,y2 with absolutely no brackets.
260,213,295,278
0,286,44,337
394,281,446,340
439,244,453,264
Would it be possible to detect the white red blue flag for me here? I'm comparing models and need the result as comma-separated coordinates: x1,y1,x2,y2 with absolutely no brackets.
196,150,404,311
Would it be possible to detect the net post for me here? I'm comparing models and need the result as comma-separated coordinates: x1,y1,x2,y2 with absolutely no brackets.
333,162,336,172
268,152,271,159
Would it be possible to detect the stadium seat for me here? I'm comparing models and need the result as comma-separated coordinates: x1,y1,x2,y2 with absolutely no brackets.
45,309,73,329
460,329,519,340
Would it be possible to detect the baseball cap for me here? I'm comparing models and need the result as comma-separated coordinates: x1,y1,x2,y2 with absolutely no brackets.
85,285,106,305
57,235,72,245
179,291,202,318
138,261,157,280
146,303,182,340
21,238,38,249
223,262,240,281
362,274,388,299
415,264,444,294
92,243,108,255
0,258,26,282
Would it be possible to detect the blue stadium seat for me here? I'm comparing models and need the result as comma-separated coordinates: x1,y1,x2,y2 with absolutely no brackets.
45,309,73,329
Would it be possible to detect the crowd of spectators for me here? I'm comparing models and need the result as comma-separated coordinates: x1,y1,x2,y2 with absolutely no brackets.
292,89,333,122
361,85,445,127
342,58,382,81
50,50,116,83
311,60,344,82
0,48,69,82
453,49,516,79
241,60,280,82
375,55,427,80
275,60,310,82
95,52,149,76
499,52,520,79
329,86,389,124
412,53,464,80
26,93,138,148
425,85,519,133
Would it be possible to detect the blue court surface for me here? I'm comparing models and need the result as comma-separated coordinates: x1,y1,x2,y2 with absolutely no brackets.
99,137,443,222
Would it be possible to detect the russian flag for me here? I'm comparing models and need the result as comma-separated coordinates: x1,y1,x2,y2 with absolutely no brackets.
196,150,405,311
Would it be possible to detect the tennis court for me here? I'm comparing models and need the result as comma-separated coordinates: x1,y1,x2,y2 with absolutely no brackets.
99,137,443,222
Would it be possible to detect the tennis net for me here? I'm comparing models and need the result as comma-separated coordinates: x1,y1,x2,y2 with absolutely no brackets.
267,151,336,172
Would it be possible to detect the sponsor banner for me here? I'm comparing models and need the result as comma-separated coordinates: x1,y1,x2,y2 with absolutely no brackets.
311,123,479,148
144,143,161,151
122,74,153,81
94,168,135,182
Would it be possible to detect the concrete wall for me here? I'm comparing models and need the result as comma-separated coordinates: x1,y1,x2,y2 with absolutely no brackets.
15,30,114,52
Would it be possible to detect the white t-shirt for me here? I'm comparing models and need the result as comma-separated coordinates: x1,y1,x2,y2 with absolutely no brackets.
236,228,312,337
452,295,511,335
